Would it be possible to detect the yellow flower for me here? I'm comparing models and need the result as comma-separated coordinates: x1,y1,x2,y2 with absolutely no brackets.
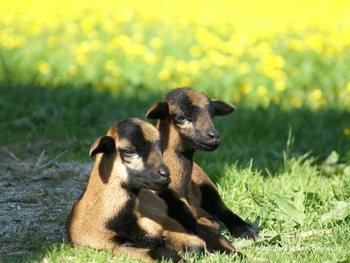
346,82,350,93
131,33,144,44
164,56,175,69
311,89,322,100
189,46,202,58
200,58,211,69
274,56,285,68
115,34,130,48
272,95,281,105
105,59,116,70
91,39,101,50
150,37,163,49
233,94,242,102
180,76,191,86
144,52,156,64
102,19,114,33
343,128,350,136
289,39,305,52
291,97,302,108
47,36,57,48
80,18,95,32
330,181,337,186
158,69,171,82
28,24,41,37
104,43,115,54
261,96,270,107
188,60,201,74
238,63,251,74
15,36,27,48
257,86,267,97
3,14,14,27
36,61,51,74
175,60,187,74
76,55,88,66
103,76,113,87
121,9,133,22
76,42,90,55
68,65,79,76
111,67,122,77
132,23,144,33
274,80,286,91
225,57,236,68
240,83,252,94
208,51,225,67
66,23,78,36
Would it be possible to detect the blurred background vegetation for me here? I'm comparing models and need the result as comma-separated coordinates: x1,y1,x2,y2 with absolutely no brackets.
0,0,349,173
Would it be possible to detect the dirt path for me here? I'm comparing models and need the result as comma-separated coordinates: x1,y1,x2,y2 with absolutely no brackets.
0,150,93,259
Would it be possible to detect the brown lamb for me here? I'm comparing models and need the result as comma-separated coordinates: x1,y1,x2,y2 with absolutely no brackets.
66,118,209,262
146,88,259,242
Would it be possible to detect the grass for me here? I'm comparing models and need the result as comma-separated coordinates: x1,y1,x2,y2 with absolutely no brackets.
1,0,350,262
1,83,350,263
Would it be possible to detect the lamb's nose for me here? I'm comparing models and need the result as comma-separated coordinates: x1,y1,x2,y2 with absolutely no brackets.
208,129,220,142
158,166,170,177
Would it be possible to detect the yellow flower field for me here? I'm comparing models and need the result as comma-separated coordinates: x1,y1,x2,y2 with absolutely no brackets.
1,0,350,108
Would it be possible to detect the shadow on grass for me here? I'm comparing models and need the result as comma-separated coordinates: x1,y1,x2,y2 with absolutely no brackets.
0,83,164,162
1,82,350,171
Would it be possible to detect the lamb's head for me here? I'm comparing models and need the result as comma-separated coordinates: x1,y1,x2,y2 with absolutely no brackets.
89,118,170,192
146,88,235,152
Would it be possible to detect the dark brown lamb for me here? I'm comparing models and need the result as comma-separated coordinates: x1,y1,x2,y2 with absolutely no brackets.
146,88,259,243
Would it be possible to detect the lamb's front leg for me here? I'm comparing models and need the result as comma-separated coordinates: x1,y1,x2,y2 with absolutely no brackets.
198,180,259,241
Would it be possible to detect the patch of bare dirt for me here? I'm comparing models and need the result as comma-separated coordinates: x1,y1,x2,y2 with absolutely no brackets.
0,147,93,258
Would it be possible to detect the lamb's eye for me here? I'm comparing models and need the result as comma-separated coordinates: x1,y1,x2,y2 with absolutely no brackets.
174,115,186,123
121,150,136,158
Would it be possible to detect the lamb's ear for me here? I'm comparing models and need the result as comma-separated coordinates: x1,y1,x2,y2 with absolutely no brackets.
89,136,116,157
146,101,169,120
211,99,236,116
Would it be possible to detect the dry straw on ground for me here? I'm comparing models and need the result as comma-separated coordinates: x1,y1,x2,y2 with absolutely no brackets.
0,145,92,258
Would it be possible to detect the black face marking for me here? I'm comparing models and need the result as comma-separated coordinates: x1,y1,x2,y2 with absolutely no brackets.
114,119,169,191
117,119,165,160
206,102,216,119
117,120,152,161
166,89,206,123
106,198,164,248
126,163,170,192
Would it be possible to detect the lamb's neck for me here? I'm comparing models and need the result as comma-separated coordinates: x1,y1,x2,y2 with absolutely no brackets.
157,119,196,197
164,148,195,198
86,168,137,219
